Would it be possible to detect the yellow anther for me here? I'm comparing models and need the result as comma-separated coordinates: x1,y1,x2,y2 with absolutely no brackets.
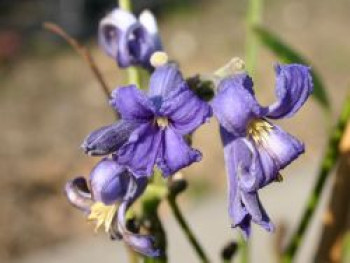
156,117,169,128
88,202,118,233
150,51,169,67
247,119,273,144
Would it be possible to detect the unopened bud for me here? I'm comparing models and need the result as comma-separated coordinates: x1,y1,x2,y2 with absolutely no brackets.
150,51,169,67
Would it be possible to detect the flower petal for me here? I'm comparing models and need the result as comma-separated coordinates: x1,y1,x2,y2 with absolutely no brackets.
157,128,202,177
159,82,212,135
89,158,130,205
117,176,160,257
222,130,274,236
148,64,183,105
266,64,313,119
82,120,138,156
257,123,304,171
65,177,92,214
223,134,251,236
139,10,159,37
212,73,264,137
240,191,274,232
98,8,139,67
110,85,155,121
118,123,162,177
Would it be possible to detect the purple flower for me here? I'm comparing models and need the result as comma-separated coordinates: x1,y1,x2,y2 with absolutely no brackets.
212,64,313,237
65,157,160,257
99,8,162,70
82,63,212,177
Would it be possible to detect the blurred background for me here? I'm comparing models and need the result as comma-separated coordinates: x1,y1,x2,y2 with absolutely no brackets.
1,0,349,262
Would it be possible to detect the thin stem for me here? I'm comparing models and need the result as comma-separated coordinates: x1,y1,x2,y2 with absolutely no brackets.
239,236,249,263
117,0,142,89
282,97,350,263
43,22,111,100
119,0,132,11
167,195,210,263
245,0,263,76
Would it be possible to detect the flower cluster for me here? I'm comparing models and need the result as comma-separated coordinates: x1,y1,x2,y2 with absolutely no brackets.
65,5,313,258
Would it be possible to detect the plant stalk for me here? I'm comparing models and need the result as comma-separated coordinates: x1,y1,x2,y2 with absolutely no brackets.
282,97,350,263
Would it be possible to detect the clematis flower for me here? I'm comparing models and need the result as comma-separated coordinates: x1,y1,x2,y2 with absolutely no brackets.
99,8,162,70
82,62,212,177
65,157,160,257
212,64,313,237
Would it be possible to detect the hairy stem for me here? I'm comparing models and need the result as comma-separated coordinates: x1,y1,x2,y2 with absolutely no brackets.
43,22,111,100
282,97,350,263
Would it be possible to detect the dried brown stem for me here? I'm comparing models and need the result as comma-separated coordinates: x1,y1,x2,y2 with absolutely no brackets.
43,22,111,99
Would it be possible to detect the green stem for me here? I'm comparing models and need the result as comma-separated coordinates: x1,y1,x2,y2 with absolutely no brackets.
239,236,249,263
245,0,263,76
119,0,132,11
167,195,210,263
118,0,141,87
282,97,350,263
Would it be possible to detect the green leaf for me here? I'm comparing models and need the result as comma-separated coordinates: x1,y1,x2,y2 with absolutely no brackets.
254,26,330,109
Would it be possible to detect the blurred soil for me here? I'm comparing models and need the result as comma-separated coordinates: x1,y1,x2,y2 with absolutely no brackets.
1,0,350,262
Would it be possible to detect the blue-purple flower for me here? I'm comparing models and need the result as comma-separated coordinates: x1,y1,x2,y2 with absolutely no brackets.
99,8,162,70
211,64,313,237
65,157,160,257
82,63,212,177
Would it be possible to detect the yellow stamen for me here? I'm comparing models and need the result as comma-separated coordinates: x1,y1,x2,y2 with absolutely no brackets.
247,119,273,144
88,202,118,233
156,117,169,129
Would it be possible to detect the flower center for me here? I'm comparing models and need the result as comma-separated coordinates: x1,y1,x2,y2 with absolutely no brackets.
155,117,169,129
247,119,272,143
88,202,118,233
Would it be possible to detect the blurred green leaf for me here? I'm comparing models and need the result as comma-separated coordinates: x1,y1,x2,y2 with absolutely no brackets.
254,26,330,109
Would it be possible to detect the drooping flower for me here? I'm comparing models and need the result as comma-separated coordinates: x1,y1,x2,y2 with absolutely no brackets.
65,157,160,257
82,62,212,178
211,64,313,237
99,8,162,70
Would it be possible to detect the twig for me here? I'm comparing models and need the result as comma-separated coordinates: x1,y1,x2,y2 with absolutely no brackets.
43,22,111,100
167,194,210,263
282,97,350,263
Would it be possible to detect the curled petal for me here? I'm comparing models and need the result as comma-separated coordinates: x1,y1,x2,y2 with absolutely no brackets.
159,82,212,135
266,64,313,119
82,120,138,156
65,177,92,214
223,132,274,236
148,64,183,105
98,9,139,67
118,123,162,177
240,191,274,232
139,10,159,38
117,176,160,257
110,85,155,121
89,158,130,205
157,128,202,177
212,74,265,137
118,201,160,257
